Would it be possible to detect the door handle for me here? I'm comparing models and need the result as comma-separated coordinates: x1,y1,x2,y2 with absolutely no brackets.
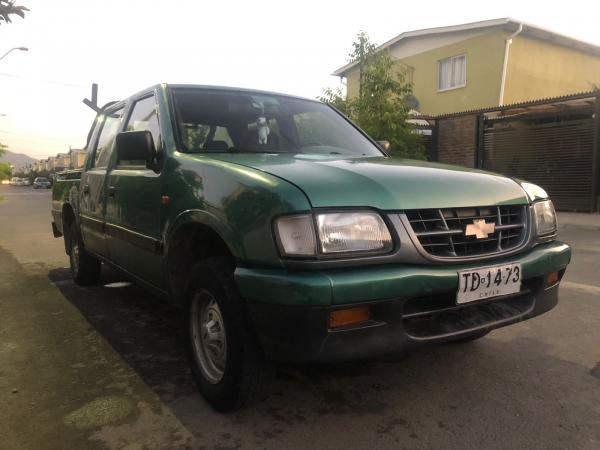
108,186,116,198
83,184,90,194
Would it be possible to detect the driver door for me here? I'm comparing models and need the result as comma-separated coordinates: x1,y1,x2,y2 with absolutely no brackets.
104,93,164,287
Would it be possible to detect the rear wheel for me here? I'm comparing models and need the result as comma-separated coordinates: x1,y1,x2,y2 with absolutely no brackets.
68,222,101,286
186,257,273,412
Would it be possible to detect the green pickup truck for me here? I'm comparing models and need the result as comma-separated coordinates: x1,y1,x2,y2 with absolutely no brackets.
52,84,571,411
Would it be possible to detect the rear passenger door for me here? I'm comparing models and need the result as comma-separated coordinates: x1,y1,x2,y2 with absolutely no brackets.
79,106,124,257
105,93,164,287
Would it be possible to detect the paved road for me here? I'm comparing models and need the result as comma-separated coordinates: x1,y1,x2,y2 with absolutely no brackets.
1,185,599,450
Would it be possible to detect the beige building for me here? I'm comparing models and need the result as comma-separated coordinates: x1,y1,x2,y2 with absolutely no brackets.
54,153,70,171
333,18,600,115
69,149,87,168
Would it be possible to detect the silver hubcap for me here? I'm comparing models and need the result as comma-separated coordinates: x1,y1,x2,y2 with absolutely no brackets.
191,290,227,384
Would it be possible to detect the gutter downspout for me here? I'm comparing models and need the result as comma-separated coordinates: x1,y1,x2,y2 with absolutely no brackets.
499,23,523,106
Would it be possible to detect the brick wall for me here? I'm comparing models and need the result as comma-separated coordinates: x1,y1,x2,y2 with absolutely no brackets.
435,114,478,167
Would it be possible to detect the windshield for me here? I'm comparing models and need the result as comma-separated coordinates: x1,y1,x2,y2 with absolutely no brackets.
171,88,382,157
35,178,48,182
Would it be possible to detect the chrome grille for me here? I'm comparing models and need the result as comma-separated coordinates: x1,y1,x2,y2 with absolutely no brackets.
405,205,528,258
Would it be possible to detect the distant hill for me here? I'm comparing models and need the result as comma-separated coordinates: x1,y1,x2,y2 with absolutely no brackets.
0,150,37,169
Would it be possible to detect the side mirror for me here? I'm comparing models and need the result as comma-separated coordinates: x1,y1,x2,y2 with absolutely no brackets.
115,130,157,169
376,140,391,155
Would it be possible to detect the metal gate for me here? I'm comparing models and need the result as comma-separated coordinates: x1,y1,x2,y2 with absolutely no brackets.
481,112,597,211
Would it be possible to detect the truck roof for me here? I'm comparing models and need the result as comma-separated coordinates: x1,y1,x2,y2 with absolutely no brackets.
101,83,320,110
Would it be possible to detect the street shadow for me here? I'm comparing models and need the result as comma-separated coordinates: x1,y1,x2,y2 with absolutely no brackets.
47,267,600,449
47,266,381,406
48,266,197,401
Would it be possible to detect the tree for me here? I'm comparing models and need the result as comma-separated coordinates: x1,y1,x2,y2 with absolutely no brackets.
0,0,28,25
0,162,11,180
0,143,12,180
320,32,424,159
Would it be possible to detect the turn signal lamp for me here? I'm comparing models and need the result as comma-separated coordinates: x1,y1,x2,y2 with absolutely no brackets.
547,271,560,286
329,307,371,329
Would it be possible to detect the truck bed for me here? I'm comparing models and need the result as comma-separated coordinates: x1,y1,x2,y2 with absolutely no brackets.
51,169,83,236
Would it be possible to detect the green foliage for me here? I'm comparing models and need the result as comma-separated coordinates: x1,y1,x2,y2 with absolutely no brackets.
320,32,424,159
319,87,350,116
0,0,28,25
0,142,9,180
0,162,11,180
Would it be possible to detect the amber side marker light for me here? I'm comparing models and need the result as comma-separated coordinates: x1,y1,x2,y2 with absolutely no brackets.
329,307,371,329
547,271,560,286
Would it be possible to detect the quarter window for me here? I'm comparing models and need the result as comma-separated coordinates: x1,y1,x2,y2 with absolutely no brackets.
93,108,124,168
438,55,466,91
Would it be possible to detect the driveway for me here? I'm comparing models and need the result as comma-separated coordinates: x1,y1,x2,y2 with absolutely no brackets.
1,184,599,449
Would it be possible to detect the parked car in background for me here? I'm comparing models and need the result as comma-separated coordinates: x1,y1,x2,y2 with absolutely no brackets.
21,178,31,186
51,84,571,412
10,177,21,186
33,177,51,189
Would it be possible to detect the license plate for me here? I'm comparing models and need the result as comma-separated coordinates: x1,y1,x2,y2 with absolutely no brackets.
457,263,521,304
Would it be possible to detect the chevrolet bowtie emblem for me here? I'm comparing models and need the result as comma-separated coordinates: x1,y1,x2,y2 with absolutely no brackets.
465,219,496,239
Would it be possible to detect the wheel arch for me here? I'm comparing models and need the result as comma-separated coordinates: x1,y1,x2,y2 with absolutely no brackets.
164,210,243,307
61,203,77,255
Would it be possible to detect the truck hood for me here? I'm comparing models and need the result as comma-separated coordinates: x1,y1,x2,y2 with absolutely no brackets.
204,154,529,210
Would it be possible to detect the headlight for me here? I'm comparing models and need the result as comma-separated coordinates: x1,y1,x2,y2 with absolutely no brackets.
534,200,557,236
274,212,393,257
316,212,392,254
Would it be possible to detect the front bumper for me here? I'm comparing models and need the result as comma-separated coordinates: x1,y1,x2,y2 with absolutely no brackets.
236,241,571,363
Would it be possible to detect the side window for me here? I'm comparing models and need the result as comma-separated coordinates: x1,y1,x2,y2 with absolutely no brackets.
121,95,161,166
92,108,124,168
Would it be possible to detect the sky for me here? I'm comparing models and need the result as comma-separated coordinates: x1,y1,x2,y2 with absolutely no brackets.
1,0,599,160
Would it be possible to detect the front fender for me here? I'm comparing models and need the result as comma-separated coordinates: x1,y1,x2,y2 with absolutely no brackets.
162,154,313,267
163,209,245,261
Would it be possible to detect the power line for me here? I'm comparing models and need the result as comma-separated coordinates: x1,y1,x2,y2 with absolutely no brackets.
0,129,74,142
0,72,88,89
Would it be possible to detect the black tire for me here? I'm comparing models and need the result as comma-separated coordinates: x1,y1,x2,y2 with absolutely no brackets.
449,330,489,344
186,257,273,412
68,222,101,286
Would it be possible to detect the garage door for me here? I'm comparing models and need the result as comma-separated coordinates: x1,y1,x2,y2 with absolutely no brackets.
481,115,596,212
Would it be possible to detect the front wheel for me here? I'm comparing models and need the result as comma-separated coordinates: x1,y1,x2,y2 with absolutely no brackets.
186,257,273,412
68,222,101,286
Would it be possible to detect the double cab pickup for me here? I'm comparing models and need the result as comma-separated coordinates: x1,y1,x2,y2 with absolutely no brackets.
52,84,571,411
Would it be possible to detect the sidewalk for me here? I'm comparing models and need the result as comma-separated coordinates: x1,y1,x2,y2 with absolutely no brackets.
558,212,600,231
